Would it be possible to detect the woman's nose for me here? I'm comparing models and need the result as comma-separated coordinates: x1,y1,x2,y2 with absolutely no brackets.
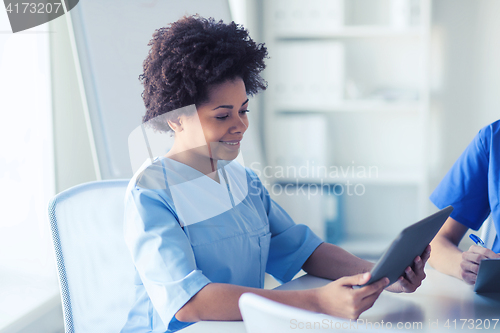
229,114,248,133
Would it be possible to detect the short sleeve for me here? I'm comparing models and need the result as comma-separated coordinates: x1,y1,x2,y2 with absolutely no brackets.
430,127,491,230
124,185,211,329
246,169,323,283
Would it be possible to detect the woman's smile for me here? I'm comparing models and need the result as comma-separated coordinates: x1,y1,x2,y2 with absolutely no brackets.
219,139,242,148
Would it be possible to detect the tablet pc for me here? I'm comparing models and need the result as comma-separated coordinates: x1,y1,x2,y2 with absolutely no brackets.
474,259,500,293
361,206,453,287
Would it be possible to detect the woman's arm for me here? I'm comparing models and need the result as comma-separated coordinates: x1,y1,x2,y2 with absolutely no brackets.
302,242,430,293
302,242,373,279
428,217,468,279
176,236,431,322
175,272,388,322
429,217,500,284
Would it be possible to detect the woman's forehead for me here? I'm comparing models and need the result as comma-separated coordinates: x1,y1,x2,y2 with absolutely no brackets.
204,78,247,105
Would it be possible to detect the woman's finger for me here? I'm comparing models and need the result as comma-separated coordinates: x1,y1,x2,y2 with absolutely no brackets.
396,276,412,292
413,256,424,272
468,245,499,259
339,272,371,288
420,245,431,263
460,270,477,285
358,287,385,313
460,259,479,275
462,251,486,265
355,277,389,298
404,266,417,283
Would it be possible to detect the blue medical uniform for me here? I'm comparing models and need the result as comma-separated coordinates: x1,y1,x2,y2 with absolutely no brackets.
120,156,323,332
430,120,500,253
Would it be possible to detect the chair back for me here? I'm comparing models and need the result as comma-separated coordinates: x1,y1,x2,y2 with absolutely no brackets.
239,293,348,333
48,180,135,333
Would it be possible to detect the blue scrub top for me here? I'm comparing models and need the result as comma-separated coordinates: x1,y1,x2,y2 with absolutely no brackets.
430,120,500,253
120,156,323,332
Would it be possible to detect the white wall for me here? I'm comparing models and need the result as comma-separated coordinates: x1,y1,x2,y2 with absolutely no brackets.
430,0,500,188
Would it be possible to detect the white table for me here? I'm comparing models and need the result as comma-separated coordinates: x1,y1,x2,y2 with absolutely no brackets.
181,268,500,332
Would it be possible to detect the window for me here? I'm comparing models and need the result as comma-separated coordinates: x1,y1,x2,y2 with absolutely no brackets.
0,9,59,331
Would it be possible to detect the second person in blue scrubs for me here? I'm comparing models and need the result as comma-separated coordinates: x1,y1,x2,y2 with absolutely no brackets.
429,120,500,284
121,15,430,333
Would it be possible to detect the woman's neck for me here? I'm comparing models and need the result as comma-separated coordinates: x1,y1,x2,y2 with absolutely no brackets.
165,144,220,182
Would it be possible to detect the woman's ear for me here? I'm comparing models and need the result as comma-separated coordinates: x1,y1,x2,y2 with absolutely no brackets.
168,118,183,132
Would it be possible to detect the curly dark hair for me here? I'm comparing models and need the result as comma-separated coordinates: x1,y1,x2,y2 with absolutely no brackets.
140,15,268,131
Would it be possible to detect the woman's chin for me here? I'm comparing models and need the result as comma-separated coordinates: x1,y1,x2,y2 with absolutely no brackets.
215,149,240,161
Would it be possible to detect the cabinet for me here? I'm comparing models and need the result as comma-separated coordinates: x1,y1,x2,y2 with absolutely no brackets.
260,0,432,258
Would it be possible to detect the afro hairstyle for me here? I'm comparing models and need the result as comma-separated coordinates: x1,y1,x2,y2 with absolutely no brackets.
140,15,268,132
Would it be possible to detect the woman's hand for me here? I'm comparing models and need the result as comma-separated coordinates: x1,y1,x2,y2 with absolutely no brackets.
315,272,389,319
459,245,500,285
386,245,431,293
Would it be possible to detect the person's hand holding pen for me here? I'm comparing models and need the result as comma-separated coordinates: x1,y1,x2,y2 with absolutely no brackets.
460,234,500,285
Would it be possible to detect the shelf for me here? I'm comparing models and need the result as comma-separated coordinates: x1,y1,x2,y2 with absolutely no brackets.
262,0,433,230
272,168,425,186
274,26,423,40
274,100,421,113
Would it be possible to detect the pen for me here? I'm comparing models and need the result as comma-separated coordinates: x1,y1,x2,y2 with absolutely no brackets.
469,234,487,248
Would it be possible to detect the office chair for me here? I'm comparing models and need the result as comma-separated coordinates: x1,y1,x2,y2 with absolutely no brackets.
239,293,349,333
48,180,135,333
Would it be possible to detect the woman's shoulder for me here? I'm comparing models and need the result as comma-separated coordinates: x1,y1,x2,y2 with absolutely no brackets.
485,119,500,139
475,119,500,153
128,156,170,194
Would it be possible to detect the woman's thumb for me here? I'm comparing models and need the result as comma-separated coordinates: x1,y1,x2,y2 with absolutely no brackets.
359,272,371,284
343,272,371,286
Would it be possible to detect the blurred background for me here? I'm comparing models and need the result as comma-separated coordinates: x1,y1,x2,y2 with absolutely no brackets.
1,0,499,332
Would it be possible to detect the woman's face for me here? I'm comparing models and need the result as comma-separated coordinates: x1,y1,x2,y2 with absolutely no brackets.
180,77,249,161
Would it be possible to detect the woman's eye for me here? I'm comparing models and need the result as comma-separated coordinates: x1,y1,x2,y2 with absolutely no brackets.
216,110,249,120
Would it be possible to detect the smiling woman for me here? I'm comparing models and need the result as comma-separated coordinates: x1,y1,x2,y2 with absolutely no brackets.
165,78,250,178
120,14,429,333
140,15,267,133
